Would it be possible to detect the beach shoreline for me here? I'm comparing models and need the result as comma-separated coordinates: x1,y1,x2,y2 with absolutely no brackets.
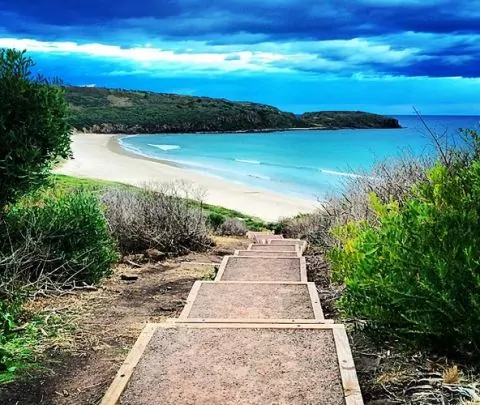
55,134,318,221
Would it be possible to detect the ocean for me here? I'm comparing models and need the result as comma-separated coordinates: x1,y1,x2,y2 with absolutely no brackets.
118,115,480,200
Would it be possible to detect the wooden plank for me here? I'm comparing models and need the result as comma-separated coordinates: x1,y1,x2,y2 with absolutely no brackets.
191,280,310,285
333,326,364,405
300,257,307,281
268,240,308,254
213,256,230,281
100,323,158,405
155,322,344,330
177,280,202,319
234,250,301,257
173,318,330,324
307,282,325,320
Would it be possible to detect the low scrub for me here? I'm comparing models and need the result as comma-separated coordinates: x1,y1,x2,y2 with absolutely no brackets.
1,190,119,288
276,153,432,250
216,217,248,236
101,183,212,255
329,130,480,358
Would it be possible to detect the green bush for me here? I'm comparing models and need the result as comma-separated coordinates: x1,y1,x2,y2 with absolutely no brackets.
329,143,480,358
207,212,226,229
0,49,71,208
0,190,119,286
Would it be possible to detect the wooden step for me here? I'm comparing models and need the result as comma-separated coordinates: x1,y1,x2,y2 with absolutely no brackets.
246,231,273,240
102,323,363,405
177,281,324,322
215,256,307,282
254,234,284,244
234,249,300,258
248,243,299,253
267,239,308,254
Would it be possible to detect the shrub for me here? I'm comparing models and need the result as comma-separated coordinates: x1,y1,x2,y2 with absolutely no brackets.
101,183,212,255
0,49,71,208
329,133,480,358
216,218,248,236
207,212,226,230
0,190,119,287
275,152,432,251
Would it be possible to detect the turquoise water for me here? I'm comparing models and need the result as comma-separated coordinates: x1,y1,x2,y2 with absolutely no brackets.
119,115,480,200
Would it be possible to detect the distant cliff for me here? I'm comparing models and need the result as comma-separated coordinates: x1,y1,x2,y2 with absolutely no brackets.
66,87,400,133
300,111,401,129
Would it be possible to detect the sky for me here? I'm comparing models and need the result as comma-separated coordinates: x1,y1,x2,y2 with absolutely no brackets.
0,0,479,114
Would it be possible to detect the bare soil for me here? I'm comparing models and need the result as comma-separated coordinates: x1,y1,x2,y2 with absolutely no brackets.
0,237,246,405
186,282,315,320
250,244,298,252
220,257,302,281
119,327,344,405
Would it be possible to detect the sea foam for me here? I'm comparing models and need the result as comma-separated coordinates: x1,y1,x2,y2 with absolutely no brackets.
148,144,181,151
320,169,363,179
235,159,261,164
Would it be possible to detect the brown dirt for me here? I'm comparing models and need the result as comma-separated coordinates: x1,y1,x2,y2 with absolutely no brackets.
0,237,244,405
236,250,299,257
186,282,315,319
119,327,344,405
220,257,302,281
250,244,298,252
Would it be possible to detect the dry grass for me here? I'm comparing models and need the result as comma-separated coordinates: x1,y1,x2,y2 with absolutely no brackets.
101,182,212,255
216,217,248,236
444,366,462,384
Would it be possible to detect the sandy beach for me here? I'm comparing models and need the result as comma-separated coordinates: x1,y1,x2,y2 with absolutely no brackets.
55,134,317,221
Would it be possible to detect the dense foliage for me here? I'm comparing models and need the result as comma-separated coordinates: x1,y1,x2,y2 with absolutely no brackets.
66,86,400,133
301,111,400,129
329,130,480,358
67,86,302,133
1,190,119,288
0,49,71,208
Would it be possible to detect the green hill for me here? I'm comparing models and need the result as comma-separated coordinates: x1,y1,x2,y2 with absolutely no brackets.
66,86,400,133
300,111,401,129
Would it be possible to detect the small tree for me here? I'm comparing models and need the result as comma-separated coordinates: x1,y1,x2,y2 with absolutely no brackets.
0,49,71,209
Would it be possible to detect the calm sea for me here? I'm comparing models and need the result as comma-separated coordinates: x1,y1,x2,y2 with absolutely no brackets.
118,115,480,200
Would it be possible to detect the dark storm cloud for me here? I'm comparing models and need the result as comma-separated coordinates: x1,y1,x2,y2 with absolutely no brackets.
1,0,479,41
0,0,479,79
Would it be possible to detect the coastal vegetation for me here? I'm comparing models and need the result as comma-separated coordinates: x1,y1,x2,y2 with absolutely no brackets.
66,86,400,133
0,50,118,382
300,110,401,129
278,128,480,402
0,49,71,208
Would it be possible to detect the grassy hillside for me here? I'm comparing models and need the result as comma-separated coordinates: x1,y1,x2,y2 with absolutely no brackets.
300,111,401,129
66,86,400,133
66,87,303,133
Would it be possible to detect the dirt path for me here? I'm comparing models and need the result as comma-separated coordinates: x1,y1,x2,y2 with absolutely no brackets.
102,234,364,405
